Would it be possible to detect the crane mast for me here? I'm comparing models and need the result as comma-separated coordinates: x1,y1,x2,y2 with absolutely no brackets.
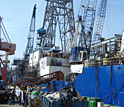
36,1,57,48
93,0,107,42
25,4,36,60
0,17,16,85
70,0,97,62
36,0,75,54
80,0,97,54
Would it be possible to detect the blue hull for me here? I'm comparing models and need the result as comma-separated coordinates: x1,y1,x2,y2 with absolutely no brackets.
74,65,124,106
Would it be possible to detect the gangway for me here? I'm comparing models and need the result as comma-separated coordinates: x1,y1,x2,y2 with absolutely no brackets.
12,71,64,88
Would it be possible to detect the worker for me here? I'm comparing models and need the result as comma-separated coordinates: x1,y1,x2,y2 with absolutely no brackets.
40,91,44,97
23,90,26,106
10,90,15,105
24,91,28,107
19,92,22,105
28,92,31,107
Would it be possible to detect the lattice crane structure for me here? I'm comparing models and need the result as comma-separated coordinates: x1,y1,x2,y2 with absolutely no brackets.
79,0,97,55
25,4,36,60
36,0,75,54
93,0,107,42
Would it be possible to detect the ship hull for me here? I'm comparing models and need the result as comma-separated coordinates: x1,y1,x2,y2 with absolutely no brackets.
74,65,124,106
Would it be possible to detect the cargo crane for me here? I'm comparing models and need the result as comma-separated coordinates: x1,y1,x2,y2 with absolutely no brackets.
36,0,75,54
0,17,16,85
70,0,97,62
0,17,16,104
93,0,107,42
24,4,36,60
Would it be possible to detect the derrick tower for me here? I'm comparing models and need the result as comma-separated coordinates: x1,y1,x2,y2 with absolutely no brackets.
36,0,75,54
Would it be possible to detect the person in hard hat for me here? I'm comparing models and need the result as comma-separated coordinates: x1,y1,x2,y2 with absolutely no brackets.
39,91,44,97
23,90,26,106
40,91,43,95
24,91,28,107
28,92,31,107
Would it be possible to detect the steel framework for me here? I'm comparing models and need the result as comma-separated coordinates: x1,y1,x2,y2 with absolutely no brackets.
93,0,107,42
79,0,97,55
36,0,75,54
25,4,36,60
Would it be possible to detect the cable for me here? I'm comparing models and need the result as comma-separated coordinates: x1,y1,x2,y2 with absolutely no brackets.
103,80,124,102
109,83,124,104
1,22,11,43
1,27,8,42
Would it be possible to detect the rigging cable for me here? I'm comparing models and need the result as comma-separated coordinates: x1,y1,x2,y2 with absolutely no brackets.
103,79,124,103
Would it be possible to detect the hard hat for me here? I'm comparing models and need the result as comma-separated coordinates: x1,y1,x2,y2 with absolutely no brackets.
29,92,31,95
40,91,43,95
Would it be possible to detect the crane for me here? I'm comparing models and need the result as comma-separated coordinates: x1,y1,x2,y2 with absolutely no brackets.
36,0,75,54
80,0,97,55
70,0,97,62
0,17,16,86
93,0,107,42
24,4,36,60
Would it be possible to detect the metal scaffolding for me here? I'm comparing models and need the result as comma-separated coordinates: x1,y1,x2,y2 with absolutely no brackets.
36,0,75,54
79,0,97,55
25,4,36,60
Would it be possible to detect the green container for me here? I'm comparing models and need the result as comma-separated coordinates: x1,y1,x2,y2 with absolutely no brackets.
104,104,121,107
88,101,97,107
87,97,102,102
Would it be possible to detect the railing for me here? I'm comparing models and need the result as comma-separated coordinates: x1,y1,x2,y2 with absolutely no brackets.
85,56,124,67
11,71,64,88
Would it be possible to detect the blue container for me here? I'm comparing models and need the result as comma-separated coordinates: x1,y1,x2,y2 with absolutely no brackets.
41,95,63,107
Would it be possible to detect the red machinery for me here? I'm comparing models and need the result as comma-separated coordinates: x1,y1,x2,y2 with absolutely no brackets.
0,16,16,86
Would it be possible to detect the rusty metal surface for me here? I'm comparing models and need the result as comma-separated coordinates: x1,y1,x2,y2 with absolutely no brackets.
11,71,64,88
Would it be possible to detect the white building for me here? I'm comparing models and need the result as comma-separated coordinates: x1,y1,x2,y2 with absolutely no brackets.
29,50,41,67
39,57,70,78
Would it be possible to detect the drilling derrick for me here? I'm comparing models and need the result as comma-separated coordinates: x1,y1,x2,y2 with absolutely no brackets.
37,1,57,48
93,0,107,42
25,4,36,60
58,0,75,53
37,0,75,54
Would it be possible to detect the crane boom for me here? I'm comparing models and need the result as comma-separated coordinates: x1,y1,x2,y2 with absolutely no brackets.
70,0,97,63
80,0,97,55
93,0,107,42
0,17,16,85
25,4,36,60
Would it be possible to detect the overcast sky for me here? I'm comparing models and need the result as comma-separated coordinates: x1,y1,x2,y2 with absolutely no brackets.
0,0,124,63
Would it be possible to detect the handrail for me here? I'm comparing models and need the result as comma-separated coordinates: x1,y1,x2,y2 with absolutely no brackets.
11,71,64,87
